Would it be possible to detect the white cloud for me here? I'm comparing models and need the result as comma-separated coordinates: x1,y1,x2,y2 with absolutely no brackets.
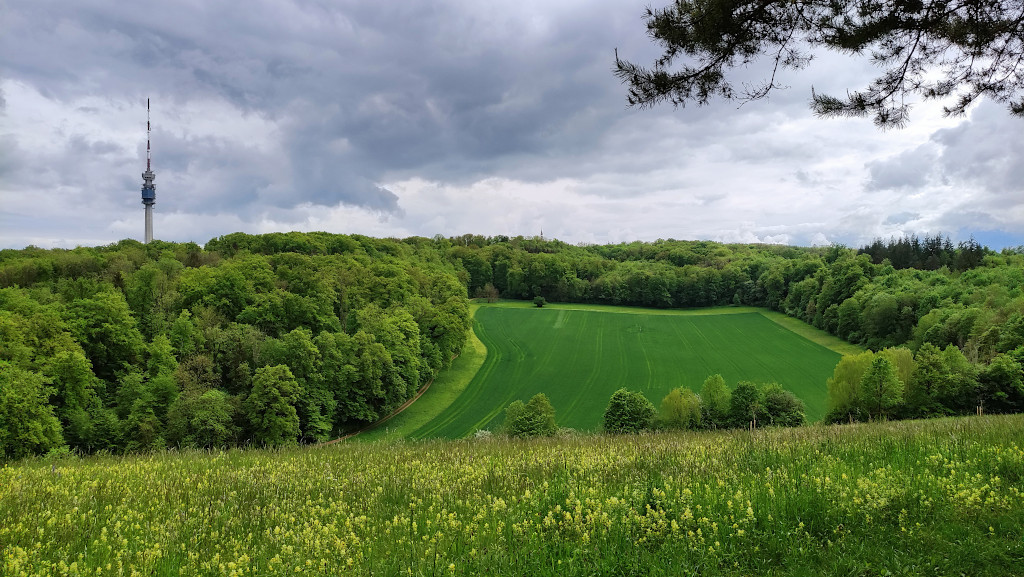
1,0,1022,250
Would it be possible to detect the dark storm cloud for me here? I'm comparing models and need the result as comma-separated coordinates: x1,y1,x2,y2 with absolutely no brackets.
1,0,671,218
5,0,1023,249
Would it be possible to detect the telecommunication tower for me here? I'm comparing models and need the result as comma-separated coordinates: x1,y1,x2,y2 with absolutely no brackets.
141,98,156,243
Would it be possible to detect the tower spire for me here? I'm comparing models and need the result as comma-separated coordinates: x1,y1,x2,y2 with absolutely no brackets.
141,98,156,243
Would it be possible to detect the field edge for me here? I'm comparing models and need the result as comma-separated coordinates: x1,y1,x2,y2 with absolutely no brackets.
354,304,488,442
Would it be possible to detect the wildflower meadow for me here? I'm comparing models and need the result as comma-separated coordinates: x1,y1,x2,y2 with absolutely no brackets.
3,414,1023,576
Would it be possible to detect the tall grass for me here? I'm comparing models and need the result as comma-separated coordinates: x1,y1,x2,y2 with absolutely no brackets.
3,415,1022,576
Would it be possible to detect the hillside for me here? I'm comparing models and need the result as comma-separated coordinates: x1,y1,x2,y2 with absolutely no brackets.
2,415,1022,576
2,232,1023,459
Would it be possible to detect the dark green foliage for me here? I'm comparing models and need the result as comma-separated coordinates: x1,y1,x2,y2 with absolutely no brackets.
0,233,474,458
729,381,765,428
603,388,655,434
3,231,1024,457
978,354,1024,414
615,0,1024,126
245,365,301,447
761,384,805,427
533,296,546,308
502,393,557,438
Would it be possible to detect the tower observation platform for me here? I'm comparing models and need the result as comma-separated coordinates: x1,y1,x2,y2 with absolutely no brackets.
141,99,156,244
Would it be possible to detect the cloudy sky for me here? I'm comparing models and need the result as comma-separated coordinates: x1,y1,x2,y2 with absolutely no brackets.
2,0,1022,251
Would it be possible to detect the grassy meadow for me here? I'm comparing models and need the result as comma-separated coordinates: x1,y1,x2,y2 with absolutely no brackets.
408,303,843,438
3,415,1023,576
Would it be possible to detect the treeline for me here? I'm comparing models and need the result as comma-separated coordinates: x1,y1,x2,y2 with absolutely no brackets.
857,234,986,271
499,378,806,439
447,234,1021,354
824,344,1022,423
445,233,1024,418
4,231,1023,459
0,233,469,459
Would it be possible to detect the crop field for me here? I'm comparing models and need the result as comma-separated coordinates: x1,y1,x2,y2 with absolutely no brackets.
3,415,1022,576
409,304,842,438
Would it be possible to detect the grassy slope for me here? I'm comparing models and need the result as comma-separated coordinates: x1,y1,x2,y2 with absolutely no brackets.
409,303,841,438
4,415,1022,576
357,308,488,442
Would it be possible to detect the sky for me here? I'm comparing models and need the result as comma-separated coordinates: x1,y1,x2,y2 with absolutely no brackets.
2,0,1022,251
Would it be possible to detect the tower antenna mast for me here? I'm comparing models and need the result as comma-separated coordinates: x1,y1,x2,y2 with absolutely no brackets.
141,98,156,243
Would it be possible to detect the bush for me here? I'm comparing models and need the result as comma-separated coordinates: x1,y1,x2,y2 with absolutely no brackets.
603,388,655,434
659,387,701,429
761,384,806,427
729,381,766,428
699,374,731,429
533,296,547,308
502,393,557,438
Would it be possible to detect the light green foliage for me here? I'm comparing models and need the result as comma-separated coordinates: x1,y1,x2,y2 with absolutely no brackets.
699,374,731,428
168,310,204,358
825,351,876,421
908,344,978,416
603,388,655,433
0,362,64,460
659,387,701,429
859,357,904,419
878,347,915,388
66,290,146,384
245,365,301,447
146,334,179,380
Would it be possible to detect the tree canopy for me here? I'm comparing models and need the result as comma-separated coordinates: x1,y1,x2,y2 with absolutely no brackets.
614,0,1024,127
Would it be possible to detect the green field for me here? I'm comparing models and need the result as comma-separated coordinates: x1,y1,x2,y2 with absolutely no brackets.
409,304,842,438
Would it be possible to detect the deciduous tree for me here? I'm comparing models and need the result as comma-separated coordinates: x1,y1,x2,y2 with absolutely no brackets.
603,388,656,433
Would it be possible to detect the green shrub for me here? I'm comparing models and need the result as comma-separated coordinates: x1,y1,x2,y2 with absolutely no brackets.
658,387,701,429
603,388,655,433
502,393,557,438
761,383,806,427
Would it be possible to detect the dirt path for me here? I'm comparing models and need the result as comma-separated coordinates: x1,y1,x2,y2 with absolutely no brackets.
319,367,444,445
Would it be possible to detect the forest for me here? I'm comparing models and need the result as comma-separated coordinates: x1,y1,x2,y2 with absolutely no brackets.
2,231,1023,459
0,233,470,459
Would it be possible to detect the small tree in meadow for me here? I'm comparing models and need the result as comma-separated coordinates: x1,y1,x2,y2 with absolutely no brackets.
729,381,765,428
859,356,904,420
659,387,701,429
699,374,731,428
761,384,806,427
603,388,655,433
502,393,557,438
533,296,547,308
